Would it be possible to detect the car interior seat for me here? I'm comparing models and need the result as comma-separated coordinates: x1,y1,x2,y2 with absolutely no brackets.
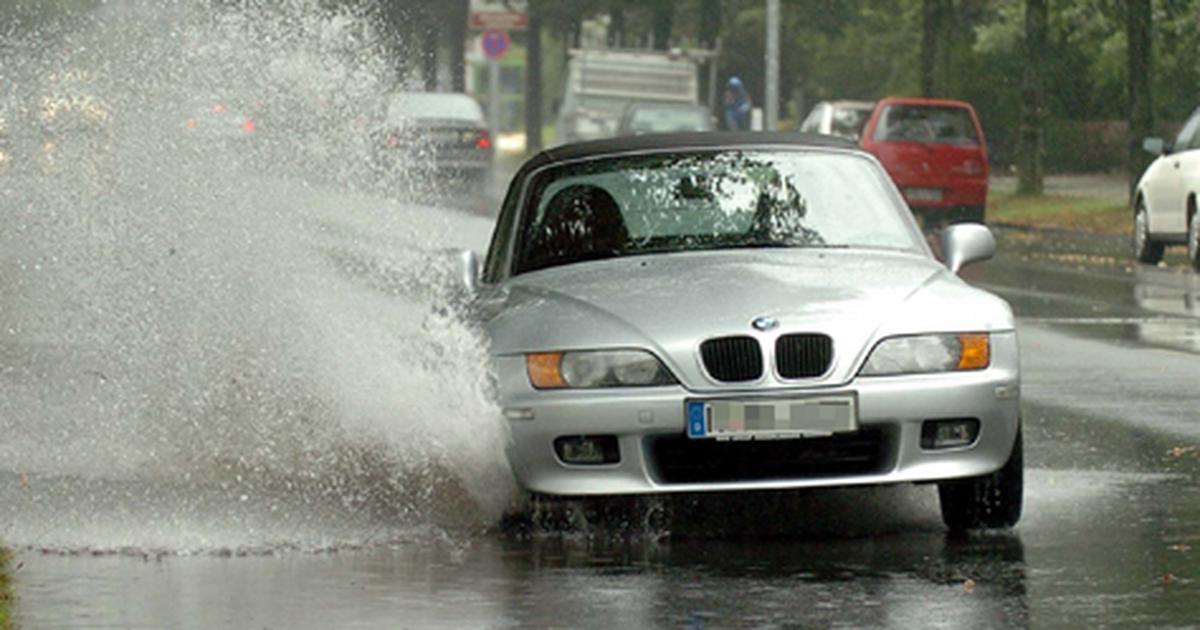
524,184,628,272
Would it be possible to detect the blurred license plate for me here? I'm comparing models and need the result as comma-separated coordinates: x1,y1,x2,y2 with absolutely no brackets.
905,187,943,202
686,396,857,439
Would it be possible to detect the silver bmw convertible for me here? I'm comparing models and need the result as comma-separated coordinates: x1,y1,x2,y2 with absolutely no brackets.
460,132,1021,531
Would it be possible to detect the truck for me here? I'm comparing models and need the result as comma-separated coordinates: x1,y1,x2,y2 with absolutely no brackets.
552,48,708,146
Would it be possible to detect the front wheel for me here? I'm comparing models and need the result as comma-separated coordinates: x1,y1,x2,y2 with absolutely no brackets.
938,428,1024,532
1188,210,1200,271
1134,199,1165,264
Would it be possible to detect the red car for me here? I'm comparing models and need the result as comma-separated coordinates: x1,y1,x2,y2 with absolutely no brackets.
860,97,989,225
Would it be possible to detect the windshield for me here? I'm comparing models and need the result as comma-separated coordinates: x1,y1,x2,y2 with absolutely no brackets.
513,150,920,274
628,106,712,133
873,104,980,146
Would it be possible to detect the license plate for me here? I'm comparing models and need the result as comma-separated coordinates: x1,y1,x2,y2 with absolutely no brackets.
905,187,943,202
686,395,857,440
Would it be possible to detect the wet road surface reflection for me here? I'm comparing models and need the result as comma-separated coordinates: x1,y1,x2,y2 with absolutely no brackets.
12,425,1200,629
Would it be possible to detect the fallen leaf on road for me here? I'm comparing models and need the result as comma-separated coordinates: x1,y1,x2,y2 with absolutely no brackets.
1166,446,1197,458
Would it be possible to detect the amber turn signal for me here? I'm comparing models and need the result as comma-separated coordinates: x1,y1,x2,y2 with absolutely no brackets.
956,334,990,370
526,352,568,389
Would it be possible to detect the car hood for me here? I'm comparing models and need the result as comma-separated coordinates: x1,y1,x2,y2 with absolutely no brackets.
483,248,1013,390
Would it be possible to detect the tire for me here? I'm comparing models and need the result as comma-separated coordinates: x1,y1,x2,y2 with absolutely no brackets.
938,428,1024,532
1134,198,1165,264
1189,209,1200,271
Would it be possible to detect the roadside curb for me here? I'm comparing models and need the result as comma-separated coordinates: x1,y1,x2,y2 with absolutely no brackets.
987,221,1127,244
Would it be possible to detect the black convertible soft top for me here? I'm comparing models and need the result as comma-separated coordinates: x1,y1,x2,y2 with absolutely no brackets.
520,131,860,174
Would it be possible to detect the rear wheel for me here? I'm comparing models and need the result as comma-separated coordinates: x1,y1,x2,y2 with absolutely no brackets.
938,428,1024,532
1134,198,1165,264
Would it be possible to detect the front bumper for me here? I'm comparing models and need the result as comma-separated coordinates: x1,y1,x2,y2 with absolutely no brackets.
496,332,1020,496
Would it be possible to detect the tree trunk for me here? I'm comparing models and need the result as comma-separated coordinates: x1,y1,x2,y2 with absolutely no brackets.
447,0,469,92
698,0,722,108
699,0,721,48
651,3,673,51
526,6,544,154
920,0,951,97
608,7,625,48
1017,0,1047,195
421,9,439,91
1127,0,1153,196
921,0,940,97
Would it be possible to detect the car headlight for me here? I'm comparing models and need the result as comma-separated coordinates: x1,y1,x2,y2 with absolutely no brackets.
525,350,677,389
860,333,990,376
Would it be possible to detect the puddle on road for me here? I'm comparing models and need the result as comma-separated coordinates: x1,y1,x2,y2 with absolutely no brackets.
11,454,1196,630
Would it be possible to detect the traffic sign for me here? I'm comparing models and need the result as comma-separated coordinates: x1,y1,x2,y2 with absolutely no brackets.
471,11,528,30
481,30,510,60
469,0,527,30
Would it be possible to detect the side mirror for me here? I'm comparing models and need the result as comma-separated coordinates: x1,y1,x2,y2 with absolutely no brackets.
941,223,995,273
456,249,479,296
1143,137,1166,156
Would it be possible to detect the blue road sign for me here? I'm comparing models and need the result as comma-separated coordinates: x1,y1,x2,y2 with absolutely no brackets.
481,30,509,60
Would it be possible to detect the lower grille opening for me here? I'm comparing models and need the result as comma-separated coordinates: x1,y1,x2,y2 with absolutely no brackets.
647,429,889,484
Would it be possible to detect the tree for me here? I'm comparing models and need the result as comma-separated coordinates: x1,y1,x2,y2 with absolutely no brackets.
651,3,674,50
1017,0,1047,195
920,0,950,97
698,0,722,107
448,0,469,92
1127,0,1153,193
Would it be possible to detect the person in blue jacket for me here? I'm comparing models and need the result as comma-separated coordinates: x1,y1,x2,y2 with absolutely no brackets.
723,76,752,131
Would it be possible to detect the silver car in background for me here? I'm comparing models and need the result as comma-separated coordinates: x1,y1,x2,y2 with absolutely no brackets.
467,133,1022,531
376,91,494,194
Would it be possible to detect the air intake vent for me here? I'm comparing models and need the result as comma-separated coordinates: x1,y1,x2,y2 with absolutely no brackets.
776,333,833,378
700,336,763,382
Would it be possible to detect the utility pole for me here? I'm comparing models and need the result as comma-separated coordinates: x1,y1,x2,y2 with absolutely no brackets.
765,0,779,131
525,5,543,153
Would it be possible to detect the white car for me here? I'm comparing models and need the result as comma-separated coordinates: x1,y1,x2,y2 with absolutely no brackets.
799,100,876,141
1133,106,1200,266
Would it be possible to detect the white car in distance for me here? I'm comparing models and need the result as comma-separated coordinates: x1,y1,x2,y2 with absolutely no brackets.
1134,106,1200,267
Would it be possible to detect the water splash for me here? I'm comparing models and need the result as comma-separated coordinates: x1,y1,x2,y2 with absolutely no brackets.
0,0,516,554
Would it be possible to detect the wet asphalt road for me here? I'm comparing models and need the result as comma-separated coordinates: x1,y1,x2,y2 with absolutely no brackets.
9,227,1200,629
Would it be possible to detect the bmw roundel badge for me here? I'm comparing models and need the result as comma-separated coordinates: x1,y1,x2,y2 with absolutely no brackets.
751,315,778,331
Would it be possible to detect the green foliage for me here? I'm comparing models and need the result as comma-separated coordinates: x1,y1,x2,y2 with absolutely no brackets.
0,548,10,630
989,192,1128,234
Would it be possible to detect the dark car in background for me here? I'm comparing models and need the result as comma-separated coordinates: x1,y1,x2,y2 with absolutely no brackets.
616,102,714,136
376,91,493,194
860,97,989,225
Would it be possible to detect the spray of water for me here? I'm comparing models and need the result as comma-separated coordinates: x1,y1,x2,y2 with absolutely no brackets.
0,0,516,554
